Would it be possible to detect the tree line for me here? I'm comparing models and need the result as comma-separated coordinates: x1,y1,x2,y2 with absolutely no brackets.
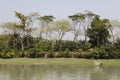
0,11,120,59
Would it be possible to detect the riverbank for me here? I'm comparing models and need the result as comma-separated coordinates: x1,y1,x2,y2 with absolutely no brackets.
0,58,120,66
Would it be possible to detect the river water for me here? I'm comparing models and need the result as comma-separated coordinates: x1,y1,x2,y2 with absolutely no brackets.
0,64,119,80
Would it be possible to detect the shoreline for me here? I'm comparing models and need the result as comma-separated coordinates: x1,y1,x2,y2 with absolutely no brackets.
0,58,119,66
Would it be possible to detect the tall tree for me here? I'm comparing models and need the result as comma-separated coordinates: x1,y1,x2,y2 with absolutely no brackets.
0,22,20,49
87,16,110,47
109,20,120,43
38,15,55,40
0,22,17,34
15,11,28,51
69,11,95,42
82,11,95,41
15,12,35,51
69,13,85,42
54,20,71,41
53,20,71,51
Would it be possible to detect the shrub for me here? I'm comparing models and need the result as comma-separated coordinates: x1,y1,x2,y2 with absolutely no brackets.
84,52,91,59
55,52,64,58
87,48,100,59
79,40,90,51
73,52,82,58
87,47,107,59
20,51,28,57
103,44,119,59
37,52,46,58
47,51,55,58
0,50,15,58
27,48,41,58
64,49,72,58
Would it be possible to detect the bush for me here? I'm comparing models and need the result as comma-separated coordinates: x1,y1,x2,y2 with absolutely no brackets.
103,44,119,59
37,52,46,58
84,52,91,59
79,40,90,51
55,52,64,58
64,49,72,58
47,51,55,58
27,48,42,58
73,52,82,58
73,49,82,58
88,48,101,59
0,50,15,58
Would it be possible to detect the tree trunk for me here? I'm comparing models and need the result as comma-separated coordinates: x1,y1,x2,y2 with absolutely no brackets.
21,43,24,51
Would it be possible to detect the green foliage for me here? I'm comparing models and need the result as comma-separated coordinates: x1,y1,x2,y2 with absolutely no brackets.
87,16,110,47
87,48,106,59
115,37,120,48
103,44,120,59
88,48,100,59
79,40,90,51
0,34,11,50
64,49,72,58
27,48,42,58
23,35,34,49
0,49,15,58
38,15,55,24
47,51,55,58
55,52,64,58
34,40,49,51
0,11,119,59
73,49,83,58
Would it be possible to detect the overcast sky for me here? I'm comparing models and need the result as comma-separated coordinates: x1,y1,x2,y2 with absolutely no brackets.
0,0,120,22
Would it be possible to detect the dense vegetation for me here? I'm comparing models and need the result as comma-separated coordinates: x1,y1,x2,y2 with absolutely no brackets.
0,11,120,59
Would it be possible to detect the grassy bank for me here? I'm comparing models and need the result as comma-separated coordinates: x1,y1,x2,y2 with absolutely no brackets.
0,58,120,66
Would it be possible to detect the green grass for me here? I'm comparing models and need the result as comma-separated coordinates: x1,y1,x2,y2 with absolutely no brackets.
0,58,119,66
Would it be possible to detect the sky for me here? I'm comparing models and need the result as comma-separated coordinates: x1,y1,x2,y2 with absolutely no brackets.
1,0,120,22
0,0,120,39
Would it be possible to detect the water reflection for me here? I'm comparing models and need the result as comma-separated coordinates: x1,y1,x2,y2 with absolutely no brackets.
0,64,119,80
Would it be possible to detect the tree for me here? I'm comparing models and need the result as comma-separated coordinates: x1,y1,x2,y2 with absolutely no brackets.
53,20,71,51
0,22,20,36
109,20,120,43
54,20,71,41
38,15,55,40
0,22,20,49
115,37,120,48
0,34,11,50
87,16,110,47
14,12,36,51
69,13,84,42
25,13,39,49
82,11,95,42
69,11,95,42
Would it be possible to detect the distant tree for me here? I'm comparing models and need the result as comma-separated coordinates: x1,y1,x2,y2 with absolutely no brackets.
38,15,55,40
69,11,95,42
0,22,20,49
82,11,95,41
69,13,84,42
87,15,110,47
14,12,35,51
0,34,11,50
109,20,120,43
54,20,71,41
115,37,120,48
0,22,18,34
53,20,71,51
